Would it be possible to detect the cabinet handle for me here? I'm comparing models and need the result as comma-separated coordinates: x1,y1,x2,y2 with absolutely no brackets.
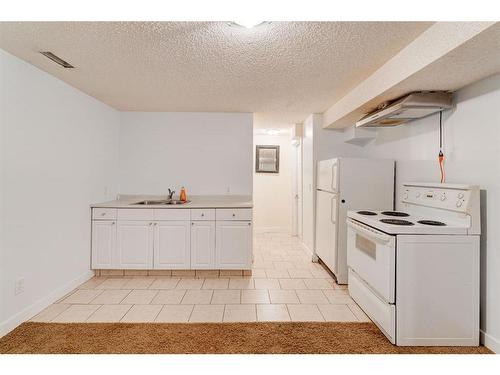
201,213,204,217
149,222,153,226
101,213,106,216
154,222,157,226
248,222,251,226
111,221,115,225
192,222,195,226
232,213,236,217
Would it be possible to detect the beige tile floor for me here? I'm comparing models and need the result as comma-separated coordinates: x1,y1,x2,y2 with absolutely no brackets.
31,232,371,323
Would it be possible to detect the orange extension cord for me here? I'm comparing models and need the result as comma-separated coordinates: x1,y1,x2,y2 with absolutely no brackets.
438,111,445,183
439,150,445,183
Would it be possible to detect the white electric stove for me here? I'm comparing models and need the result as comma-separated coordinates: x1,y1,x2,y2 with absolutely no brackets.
346,182,480,346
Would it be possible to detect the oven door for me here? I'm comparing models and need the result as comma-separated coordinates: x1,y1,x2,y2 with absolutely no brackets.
346,218,396,303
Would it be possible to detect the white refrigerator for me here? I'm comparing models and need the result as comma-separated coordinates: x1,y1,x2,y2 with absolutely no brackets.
315,157,394,284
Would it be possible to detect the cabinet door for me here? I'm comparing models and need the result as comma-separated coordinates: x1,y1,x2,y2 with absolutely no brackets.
215,221,252,269
154,221,191,269
116,221,153,269
91,220,116,269
191,221,216,269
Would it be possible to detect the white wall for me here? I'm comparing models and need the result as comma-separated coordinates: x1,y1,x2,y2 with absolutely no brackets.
0,53,254,336
360,74,500,352
253,134,293,233
0,50,120,335
118,112,253,196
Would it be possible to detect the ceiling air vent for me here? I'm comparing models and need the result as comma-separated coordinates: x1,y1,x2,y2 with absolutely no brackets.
40,51,75,68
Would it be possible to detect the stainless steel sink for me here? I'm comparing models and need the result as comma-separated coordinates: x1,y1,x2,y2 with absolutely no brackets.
167,200,191,205
133,199,190,205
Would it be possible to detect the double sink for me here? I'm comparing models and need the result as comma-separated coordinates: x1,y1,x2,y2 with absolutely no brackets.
133,199,191,206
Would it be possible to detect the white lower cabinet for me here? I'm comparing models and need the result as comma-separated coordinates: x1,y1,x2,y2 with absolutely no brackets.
191,221,216,269
116,221,153,269
91,208,252,270
153,221,191,269
215,221,252,269
91,220,117,269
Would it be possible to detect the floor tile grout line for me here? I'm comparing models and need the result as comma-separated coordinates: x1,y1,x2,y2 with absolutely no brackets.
47,304,71,322
86,303,132,323
347,303,363,322
151,304,163,322
186,304,195,322
222,304,227,322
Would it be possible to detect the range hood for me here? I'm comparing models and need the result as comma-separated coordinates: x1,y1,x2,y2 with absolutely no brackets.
356,92,453,128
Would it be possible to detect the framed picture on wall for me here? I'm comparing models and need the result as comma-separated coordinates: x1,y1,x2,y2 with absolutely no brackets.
255,145,280,173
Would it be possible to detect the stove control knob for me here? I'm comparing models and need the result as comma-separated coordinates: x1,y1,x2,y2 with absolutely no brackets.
456,200,463,208
440,193,446,201
403,192,409,199
416,192,421,198
458,193,464,199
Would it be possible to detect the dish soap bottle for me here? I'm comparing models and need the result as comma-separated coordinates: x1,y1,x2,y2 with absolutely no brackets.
179,187,187,202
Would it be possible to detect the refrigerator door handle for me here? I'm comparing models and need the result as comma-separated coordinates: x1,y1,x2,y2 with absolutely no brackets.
331,196,336,224
331,162,337,192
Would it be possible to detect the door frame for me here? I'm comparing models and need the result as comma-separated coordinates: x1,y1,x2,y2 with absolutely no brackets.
291,137,302,237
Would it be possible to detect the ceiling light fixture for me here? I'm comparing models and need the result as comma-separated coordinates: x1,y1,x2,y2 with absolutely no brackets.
40,51,74,68
230,20,267,28
266,129,280,136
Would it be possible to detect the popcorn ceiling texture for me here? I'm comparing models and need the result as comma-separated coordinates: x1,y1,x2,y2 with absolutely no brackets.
0,22,432,124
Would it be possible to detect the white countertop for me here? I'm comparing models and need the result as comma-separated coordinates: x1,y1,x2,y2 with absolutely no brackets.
91,195,253,209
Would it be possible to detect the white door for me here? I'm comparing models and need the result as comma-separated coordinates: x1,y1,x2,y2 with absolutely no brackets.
301,119,315,252
297,142,303,239
216,221,252,269
91,220,116,269
191,221,216,269
154,221,191,269
116,221,153,269
315,190,338,273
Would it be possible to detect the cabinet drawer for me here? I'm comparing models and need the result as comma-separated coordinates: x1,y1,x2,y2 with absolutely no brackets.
216,208,252,221
154,209,190,221
349,268,395,344
117,209,154,221
92,208,117,220
191,209,215,221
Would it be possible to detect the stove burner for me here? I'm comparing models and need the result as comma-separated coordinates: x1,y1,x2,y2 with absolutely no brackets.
417,220,447,226
380,219,414,226
357,211,377,216
381,211,410,217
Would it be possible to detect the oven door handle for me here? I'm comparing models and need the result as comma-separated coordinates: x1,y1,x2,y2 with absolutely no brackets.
347,219,392,244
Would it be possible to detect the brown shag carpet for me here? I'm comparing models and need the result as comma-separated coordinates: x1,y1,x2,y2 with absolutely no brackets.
0,322,492,354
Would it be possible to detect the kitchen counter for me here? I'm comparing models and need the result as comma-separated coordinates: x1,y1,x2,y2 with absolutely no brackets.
91,194,253,209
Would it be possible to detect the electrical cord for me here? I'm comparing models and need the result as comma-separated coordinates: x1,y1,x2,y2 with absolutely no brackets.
438,111,445,183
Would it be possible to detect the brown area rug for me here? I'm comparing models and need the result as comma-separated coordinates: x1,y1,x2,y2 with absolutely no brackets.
0,322,492,354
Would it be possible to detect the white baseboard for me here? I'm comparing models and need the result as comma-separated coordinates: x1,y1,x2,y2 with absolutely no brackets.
481,329,500,353
0,270,94,337
253,226,290,234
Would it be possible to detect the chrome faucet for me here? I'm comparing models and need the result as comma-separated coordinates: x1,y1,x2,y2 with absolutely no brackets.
168,188,175,200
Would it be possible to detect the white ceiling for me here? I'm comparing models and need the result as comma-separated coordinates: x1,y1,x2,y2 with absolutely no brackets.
0,21,433,126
